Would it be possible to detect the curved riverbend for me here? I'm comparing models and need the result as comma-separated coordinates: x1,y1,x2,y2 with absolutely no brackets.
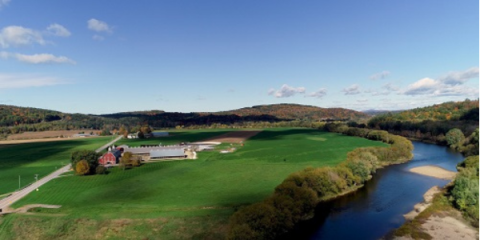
294,141,464,240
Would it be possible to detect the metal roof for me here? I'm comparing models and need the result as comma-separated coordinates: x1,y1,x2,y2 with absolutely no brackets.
150,148,185,158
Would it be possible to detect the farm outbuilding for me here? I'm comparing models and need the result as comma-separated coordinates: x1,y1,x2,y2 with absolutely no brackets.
99,149,122,165
151,132,169,137
150,148,186,159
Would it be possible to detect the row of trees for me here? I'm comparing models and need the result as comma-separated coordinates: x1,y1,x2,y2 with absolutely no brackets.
227,126,413,239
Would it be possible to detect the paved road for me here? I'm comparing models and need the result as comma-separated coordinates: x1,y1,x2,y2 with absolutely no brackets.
0,135,123,212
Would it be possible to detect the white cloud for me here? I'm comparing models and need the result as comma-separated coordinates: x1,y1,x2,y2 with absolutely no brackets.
438,67,479,85
92,34,105,41
15,53,75,64
342,84,361,95
0,0,10,10
0,26,45,48
357,99,368,103
403,78,438,95
47,24,71,37
87,19,112,33
404,67,479,97
306,88,327,98
370,82,400,96
0,73,66,89
370,71,390,80
268,84,306,98
382,82,400,92
403,70,479,97
0,51,75,64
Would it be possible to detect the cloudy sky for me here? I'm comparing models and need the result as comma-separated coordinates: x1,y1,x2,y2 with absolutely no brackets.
0,0,478,114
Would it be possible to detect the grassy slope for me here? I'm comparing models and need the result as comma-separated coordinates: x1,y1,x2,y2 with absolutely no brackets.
1,128,387,239
0,137,112,195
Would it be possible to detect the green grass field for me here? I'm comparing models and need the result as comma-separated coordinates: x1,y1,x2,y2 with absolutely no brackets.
0,128,387,239
0,137,113,195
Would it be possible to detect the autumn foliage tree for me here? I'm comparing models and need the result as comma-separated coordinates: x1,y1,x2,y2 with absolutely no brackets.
75,160,90,175
71,150,101,174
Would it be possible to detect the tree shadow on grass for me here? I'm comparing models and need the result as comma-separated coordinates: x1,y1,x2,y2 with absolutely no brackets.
249,129,330,142
0,140,100,170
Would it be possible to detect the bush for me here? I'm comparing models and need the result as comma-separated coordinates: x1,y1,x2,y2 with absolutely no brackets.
75,160,90,175
95,165,107,174
446,128,465,147
451,155,479,226
451,173,478,210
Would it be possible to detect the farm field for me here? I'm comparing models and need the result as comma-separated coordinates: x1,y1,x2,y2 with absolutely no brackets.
0,128,388,239
5,130,99,141
0,137,114,196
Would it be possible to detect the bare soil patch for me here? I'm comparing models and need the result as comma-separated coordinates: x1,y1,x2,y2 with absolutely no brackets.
1,130,100,144
200,130,262,143
6,130,98,140
422,215,478,240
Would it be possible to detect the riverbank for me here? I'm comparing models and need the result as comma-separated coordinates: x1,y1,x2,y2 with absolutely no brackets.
227,127,415,239
393,155,479,240
409,165,457,180
391,192,478,240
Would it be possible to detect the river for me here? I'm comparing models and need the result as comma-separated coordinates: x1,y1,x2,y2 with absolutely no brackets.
294,141,465,240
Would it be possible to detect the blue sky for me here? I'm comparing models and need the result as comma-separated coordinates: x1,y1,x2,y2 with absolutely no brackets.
0,0,478,114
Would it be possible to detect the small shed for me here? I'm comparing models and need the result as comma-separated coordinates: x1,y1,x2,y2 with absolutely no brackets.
99,149,122,165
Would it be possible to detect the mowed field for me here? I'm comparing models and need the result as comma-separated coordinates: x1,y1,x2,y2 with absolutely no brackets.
0,137,113,196
0,128,387,239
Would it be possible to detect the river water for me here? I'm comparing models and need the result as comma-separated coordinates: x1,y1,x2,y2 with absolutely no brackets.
296,141,465,240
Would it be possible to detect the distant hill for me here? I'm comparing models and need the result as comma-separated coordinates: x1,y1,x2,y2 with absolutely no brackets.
362,109,403,116
215,104,369,120
0,103,368,138
367,99,479,146
369,99,479,122
0,105,120,137
0,105,64,127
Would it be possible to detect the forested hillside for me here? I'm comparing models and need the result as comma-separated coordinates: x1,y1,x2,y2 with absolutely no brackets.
217,104,369,120
369,99,479,122
0,105,64,127
367,99,479,155
0,104,367,139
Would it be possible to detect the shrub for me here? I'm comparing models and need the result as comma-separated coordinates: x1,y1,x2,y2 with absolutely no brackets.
75,160,90,175
95,165,107,175
445,128,465,147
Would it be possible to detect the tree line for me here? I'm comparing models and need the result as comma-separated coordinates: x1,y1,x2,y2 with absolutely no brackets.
227,125,413,240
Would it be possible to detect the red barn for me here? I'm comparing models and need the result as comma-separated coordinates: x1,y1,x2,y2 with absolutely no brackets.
99,149,122,166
